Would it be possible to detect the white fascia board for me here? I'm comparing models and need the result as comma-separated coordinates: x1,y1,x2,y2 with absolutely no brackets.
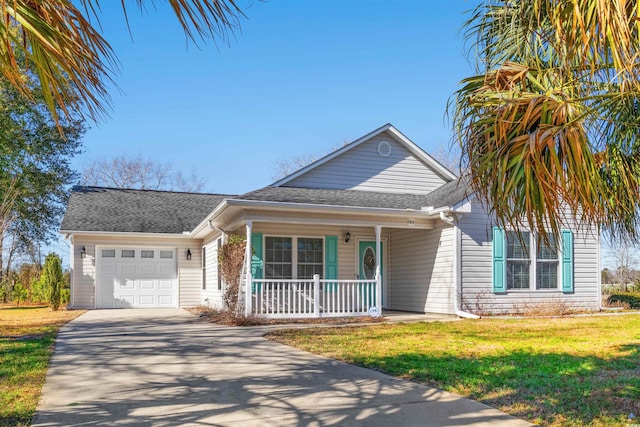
59,230,196,239
271,123,395,186
190,199,230,237
385,126,458,181
224,198,429,217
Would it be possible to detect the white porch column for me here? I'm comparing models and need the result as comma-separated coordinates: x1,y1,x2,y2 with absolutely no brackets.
375,225,382,313
245,221,253,316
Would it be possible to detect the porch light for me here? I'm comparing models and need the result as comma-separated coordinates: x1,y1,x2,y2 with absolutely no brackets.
186,249,192,260
80,246,87,259
344,232,351,243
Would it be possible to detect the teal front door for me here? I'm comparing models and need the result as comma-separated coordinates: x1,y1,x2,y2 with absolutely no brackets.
358,241,383,306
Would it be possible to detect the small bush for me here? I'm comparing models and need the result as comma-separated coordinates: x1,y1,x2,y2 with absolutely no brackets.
607,292,640,309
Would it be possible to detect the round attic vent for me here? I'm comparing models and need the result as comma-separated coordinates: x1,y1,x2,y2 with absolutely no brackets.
377,141,391,157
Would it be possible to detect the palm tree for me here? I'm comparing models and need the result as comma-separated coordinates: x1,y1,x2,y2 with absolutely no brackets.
0,0,242,123
450,0,640,242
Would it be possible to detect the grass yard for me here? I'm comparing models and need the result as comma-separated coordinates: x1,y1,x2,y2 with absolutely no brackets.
0,307,84,427
268,314,640,427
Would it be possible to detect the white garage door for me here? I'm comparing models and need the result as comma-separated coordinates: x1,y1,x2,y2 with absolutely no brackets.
96,247,178,308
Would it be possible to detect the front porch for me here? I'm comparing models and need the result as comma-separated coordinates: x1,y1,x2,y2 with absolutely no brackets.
235,214,456,319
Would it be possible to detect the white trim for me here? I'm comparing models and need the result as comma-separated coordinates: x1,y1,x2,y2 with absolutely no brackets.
60,230,192,239
271,123,457,187
243,213,434,229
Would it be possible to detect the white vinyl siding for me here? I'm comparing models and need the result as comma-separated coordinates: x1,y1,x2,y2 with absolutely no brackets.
70,234,202,309
201,236,223,309
284,131,450,194
389,225,455,314
459,202,600,314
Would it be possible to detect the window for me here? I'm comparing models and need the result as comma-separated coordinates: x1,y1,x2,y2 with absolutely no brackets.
122,250,135,258
264,236,324,280
506,231,530,290
217,239,223,290
101,249,115,258
297,238,323,279
141,250,154,258
505,231,558,290
202,247,206,290
265,237,292,279
160,251,173,259
537,236,559,289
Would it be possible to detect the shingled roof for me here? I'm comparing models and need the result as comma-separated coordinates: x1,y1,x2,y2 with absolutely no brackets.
61,186,232,234
236,186,429,210
423,176,470,209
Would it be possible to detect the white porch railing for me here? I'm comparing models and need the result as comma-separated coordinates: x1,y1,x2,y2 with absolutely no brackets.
250,274,378,318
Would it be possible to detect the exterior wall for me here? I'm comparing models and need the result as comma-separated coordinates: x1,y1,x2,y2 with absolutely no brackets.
284,130,450,194
200,235,224,309
70,234,203,309
459,202,600,314
389,224,455,314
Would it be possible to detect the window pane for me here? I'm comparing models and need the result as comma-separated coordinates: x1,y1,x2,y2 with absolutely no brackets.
101,249,115,258
297,238,323,279
537,235,557,260
122,250,135,258
507,231,530,259
265,237,293,279
507,261,530,289
536,261,558,289
141,250,154,258
160,251,173,259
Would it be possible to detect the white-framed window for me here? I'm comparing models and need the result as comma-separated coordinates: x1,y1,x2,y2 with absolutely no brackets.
506,231,559,290
264,236,323,280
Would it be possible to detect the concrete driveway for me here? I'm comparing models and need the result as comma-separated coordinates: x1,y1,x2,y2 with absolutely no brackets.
33,309,531,426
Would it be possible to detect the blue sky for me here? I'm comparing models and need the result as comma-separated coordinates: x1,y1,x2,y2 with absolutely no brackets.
77,0,478,194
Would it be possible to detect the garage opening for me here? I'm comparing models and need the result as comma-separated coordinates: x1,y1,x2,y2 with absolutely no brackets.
96,247,178,308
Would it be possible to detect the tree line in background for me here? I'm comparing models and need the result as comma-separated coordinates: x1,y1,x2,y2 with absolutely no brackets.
2,253,69,309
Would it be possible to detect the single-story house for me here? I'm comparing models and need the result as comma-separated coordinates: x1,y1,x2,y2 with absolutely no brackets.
60,124,602,317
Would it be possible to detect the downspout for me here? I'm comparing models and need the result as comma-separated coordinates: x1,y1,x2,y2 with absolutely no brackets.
440,211,479,319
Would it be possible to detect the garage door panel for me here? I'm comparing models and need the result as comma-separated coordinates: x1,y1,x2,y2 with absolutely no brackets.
97,247,177,308
157,265,173,275
121,264,136,275
139,265,154,274
139,280,154,289
139,295,154,305
101,265,116,274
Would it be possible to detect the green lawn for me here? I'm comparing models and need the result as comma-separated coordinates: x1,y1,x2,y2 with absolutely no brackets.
0,307,84,427
267,314,640,427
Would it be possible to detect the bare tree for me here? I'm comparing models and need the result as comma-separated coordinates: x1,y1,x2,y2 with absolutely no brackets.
606,239,640,291
271,140,351,181
431,143,463,176
81,155,209,192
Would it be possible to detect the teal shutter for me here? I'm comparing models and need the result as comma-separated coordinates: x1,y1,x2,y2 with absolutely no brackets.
325,236,338,291
492,227,506,293
561,229,574,292
251,233,263,292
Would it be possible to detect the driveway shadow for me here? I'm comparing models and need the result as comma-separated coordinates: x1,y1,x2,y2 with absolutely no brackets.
32,309,530,426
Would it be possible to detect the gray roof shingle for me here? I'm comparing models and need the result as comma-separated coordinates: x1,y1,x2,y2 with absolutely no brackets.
423,176,470,209
61,179,472,234
61,186,232,234
236,186,429,210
